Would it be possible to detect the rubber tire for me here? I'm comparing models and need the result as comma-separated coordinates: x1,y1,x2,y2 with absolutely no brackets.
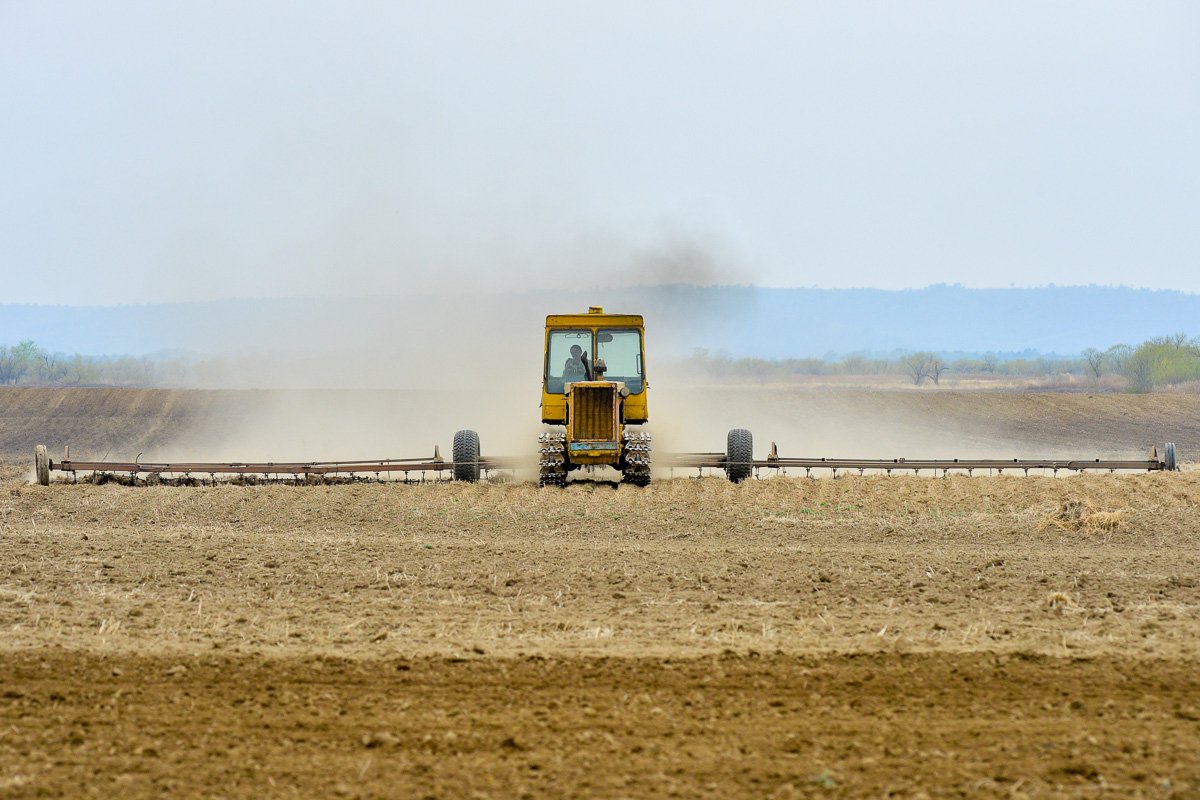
726,428,753,483
1165,442,1177,471
34,444,50,486
453,430,481,483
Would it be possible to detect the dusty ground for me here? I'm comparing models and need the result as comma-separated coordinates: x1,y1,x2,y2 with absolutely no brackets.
2,388,1199,797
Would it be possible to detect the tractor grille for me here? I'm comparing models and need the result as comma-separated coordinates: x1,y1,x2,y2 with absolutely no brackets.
572,385,617,441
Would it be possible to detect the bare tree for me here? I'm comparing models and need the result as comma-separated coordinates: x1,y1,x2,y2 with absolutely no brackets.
927,357,949,385
902,352,930,386
981,352,997,374
1082,347,1104,381
38,351,67,383
1105,344,1133,374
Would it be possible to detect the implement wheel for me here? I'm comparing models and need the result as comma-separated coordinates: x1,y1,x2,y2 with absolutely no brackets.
453,430,481,483
726,428,753,483
34,445,50,486
1165,442,1177,471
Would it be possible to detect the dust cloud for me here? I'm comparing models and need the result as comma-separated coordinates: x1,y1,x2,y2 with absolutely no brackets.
144,369,1141,475
134,233,765,466
131,306,1155,469
647,382,1174,469
648,384,985,467
69,242,1155,468
10,382,1187,476
146,341,543,470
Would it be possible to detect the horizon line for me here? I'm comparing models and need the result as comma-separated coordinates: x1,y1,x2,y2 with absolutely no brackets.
2,282,1197,309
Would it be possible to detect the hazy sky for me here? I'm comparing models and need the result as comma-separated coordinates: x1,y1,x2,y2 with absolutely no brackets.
2,1,1198,305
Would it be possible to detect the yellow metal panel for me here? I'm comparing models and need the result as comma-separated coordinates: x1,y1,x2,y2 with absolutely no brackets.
570,384,617,441
542,391,567,424
623,391,648,424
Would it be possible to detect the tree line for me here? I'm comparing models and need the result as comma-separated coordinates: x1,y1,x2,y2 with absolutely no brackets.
0,340,154,386
3,334,1199,392
679,334,1200,391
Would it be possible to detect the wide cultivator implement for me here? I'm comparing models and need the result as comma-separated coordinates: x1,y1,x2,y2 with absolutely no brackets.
32,443,519,486
662,439,1179,479
32,435,1178,486
23,307,1185,488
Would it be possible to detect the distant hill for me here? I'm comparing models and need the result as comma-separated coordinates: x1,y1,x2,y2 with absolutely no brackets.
2,285,1197,359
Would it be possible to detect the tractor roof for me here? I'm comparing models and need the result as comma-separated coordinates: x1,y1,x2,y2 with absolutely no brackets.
545,307,643,328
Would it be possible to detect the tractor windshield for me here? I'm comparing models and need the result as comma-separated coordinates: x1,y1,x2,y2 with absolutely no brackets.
597,329,644,394
546,329,594,394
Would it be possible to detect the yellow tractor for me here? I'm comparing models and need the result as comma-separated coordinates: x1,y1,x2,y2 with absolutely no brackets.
536,306,650,486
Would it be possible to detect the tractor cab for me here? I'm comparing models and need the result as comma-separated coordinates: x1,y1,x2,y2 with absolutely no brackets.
541,307,647,423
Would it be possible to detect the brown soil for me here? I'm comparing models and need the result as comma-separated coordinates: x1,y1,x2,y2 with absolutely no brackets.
4,651,1197,799
2,388,1199,797
0,388,245,462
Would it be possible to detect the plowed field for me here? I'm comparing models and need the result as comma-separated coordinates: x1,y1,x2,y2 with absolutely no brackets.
2,388,1199,798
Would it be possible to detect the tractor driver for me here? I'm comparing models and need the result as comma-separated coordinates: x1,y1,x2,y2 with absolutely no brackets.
563,344,591,382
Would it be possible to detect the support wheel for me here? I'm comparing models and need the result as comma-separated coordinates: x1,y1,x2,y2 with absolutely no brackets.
621,429,652,486
1165,442,1177,471
726,428,753,483
453,430,481,482
538,431,567,487
34,444,50,486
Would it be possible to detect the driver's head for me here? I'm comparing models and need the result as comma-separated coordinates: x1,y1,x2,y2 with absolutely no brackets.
570,345,583,358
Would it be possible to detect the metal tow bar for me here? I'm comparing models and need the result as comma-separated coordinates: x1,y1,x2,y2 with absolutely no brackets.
33,443,522,485
31,442,1178,485
659,442,1178,477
